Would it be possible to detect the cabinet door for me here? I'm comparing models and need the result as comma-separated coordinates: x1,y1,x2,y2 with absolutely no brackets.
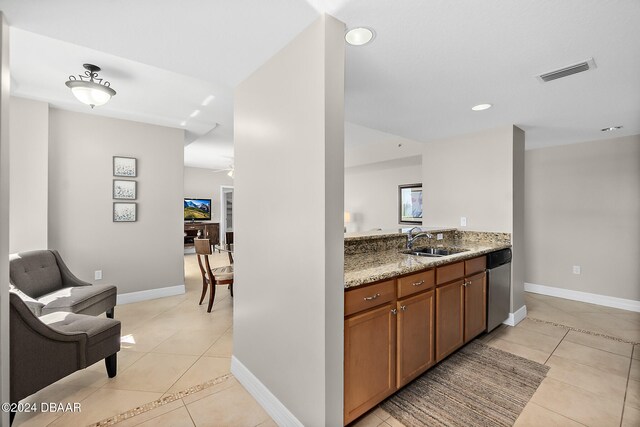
435,280,464,362
464,272,487,342
344,303,396,425
397,290,434,387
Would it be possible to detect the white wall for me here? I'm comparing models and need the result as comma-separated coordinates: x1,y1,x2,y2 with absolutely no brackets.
234,15,345,426
0,13,10,423
422,126,525,312
183,166,233,223
525,135,640,302
9,97,48,253
344,156,422,232
48,108,185,296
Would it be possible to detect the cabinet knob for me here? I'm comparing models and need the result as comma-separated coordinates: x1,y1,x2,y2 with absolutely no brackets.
391,309,398,315
363,293,381,301
412,280,425,287
400,305,407,311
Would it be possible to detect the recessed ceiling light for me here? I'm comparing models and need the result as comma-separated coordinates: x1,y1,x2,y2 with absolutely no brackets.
189,109,201,118
180,120,187,126
601,126,623,132
201,95,215,106
345,27,375,46
472,103,492,111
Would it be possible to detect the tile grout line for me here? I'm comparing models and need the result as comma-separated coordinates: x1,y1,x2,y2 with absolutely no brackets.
619,349,634,427
544,328,570,365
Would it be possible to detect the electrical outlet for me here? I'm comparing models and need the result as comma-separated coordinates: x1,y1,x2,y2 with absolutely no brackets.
436,233,443,240
572,265,581,275
94,270,102,280
460,217,467,227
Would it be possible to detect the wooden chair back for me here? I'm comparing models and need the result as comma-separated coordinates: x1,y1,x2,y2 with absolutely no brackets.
194,238,212,255
225,232,234,245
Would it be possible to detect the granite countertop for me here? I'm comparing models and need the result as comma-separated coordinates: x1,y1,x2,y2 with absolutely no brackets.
344,227,456,242
344,241,511,289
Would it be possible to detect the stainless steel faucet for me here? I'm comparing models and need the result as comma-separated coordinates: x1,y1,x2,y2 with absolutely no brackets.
407,228,432,250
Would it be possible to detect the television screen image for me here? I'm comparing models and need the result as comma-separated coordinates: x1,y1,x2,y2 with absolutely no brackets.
184,198,212,220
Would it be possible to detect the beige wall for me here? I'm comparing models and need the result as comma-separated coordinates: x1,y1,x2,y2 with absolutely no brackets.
0,13,10,422
183,166,233,223
9,97,48,253
422,126,525,313
344,156,422,232
234,15,345,426
525,135,640,301
48,108,185,295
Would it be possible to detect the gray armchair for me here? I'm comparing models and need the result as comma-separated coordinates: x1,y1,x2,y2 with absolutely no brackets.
9,250,117,318
9,293,121,424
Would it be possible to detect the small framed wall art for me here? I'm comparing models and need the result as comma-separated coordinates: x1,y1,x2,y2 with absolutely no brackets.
113,202,137,222
113,156,137,177
113,179,137,200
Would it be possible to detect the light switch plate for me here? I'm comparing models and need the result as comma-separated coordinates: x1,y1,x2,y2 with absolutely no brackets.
95,270,102,280
572,266,581,275
460,217,467,227
436,233,443,240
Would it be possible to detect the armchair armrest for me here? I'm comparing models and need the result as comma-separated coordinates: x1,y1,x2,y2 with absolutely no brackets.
52,250,92,287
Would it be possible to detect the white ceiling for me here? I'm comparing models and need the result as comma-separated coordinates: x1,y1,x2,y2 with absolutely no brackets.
1,0,639,168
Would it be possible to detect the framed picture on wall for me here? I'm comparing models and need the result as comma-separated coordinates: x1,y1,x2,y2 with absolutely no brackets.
113,156,137,177
113,202,137,222
398,183,423,224
113,180,137,200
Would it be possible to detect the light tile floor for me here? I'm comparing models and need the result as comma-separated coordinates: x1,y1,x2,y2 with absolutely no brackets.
14,263,640,427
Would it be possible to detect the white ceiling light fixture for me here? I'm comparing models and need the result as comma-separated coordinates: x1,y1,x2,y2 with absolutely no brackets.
65,63,116,108
471,103,492,111
201,95,215,106
189,109,201,118
345,27,375,46
601,125,623,132
227,166,234,178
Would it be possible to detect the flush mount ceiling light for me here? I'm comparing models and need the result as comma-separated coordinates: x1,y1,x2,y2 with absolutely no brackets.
471,103,492,111
345,27,375,46
601,126,623,132
65,64,116,108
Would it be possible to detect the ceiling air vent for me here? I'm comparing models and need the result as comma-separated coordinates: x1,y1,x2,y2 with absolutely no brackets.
536,58,597,83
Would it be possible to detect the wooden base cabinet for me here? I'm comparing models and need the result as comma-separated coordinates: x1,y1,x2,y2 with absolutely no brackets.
464,272,487,342
344,303,396,425
435,280,465,362
397,290,435,387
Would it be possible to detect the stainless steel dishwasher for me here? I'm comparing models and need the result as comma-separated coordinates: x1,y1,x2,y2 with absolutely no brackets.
486,248,512,332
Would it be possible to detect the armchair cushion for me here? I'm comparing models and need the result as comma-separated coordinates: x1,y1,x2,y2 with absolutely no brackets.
39,284,117,317
9,284,44,316
9,251,63,299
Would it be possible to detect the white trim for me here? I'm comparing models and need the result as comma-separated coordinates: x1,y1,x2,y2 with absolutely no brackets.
116,284,185,305
525,282,640,313
231,356,303,427
503,304,527,326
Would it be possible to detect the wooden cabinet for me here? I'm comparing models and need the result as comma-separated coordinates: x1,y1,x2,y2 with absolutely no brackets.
435,280,465,362
464,272,487,342
344,255,489,425
184,222,219,246
397,290,434,387
344,302,396,424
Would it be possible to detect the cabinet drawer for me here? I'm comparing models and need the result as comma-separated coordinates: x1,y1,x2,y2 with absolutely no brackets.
345,280,395,317
465,256,486,276
436,261,464,285
397,269,434,298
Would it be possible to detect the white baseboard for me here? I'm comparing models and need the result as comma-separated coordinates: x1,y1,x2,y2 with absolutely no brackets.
503,304,527,326
231,356,303,427
525,282,640,313
116,284,185,305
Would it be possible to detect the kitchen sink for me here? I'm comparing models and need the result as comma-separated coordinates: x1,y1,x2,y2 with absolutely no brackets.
400,247,470,257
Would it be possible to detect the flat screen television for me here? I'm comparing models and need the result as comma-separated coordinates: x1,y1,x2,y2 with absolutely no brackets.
184,198,211,221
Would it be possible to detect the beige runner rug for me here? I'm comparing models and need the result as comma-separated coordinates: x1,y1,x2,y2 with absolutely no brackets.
381,341,549,427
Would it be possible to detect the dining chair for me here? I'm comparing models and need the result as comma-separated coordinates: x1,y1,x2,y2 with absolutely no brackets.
225,231,234,265
194,238,233,312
